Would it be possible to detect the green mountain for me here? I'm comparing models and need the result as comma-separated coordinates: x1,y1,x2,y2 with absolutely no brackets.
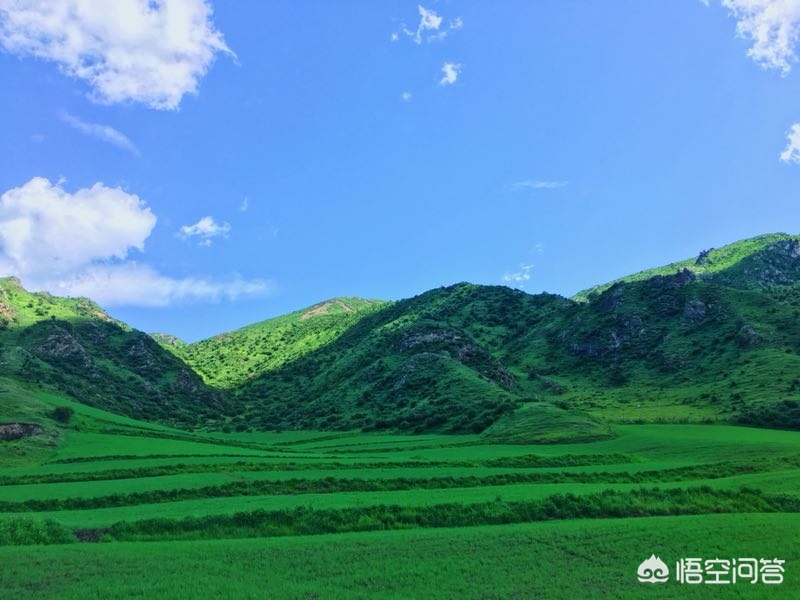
0,277,223,426
574,233,800,300
174,233,800,435
228,285,579,434
2,232,799,438
161,298,387,389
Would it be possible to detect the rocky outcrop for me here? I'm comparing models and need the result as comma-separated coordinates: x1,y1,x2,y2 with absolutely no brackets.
651,269,696,289
125,336,161,375
695,248,715,265
737,324,762,347
33,326,94,370
683,299,708,323
396,328,518,390
0,423,45,441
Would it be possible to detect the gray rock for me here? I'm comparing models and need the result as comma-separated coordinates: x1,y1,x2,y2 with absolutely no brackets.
683,299,707,323
0,423,45,441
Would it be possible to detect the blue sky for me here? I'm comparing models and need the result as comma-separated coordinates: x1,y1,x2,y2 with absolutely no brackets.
1,1,799,342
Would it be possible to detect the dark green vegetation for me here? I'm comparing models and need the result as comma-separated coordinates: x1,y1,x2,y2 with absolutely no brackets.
0,277,222,426
1,233,799,437
179,232,800,435
1,389,799,598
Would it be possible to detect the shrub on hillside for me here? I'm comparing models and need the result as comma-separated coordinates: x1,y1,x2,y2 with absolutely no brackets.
51,406,74,423
736,400,800,430
0,517,75,545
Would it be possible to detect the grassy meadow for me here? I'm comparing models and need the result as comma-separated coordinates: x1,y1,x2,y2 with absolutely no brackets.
1,383,799,598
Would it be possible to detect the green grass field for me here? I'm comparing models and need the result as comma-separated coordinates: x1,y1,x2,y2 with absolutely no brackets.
1,384,799,598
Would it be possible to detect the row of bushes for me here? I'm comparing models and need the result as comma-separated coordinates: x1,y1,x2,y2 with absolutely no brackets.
0,453,640,487
483,452,634,468
104,486,800,542
3,486,798,546
1,460,789,513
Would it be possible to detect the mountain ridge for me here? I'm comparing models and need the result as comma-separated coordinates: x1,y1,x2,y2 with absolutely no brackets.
574,232,800,301
1,232,799,437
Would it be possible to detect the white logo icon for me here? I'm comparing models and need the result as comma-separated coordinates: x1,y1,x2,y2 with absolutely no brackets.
638,554,670,583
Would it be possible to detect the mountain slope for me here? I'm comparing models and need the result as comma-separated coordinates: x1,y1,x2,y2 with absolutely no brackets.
574,233,800,301
0,277,224,426
212,233,800,434
163,298,388,389
229,284,606,435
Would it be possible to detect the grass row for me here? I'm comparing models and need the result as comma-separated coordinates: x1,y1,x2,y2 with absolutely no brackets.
3,485,797,546
0,453,636,486
82,486,800,543
1,460,790,513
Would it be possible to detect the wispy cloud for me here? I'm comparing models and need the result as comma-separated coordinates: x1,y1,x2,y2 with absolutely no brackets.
511,180,568,190
60,112,139,156
428,17,464,43
240,197,249,212
780,123,800,163
439,62,462,86
58,263,272,307
401,91,412,102
178,216,231,246
404,5,442,44
502,264,534,289
722,0,800,76
0,0,233,110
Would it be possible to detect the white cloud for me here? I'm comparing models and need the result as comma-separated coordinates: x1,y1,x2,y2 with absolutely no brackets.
512,180,568,190
780,122,800,162
399,5,462,44
502,264,533,289
0,177,155,279
0,177,268,306
240,196,249,212
439,62,461,85
60,111,140,156
722,0,800,75
178,216,231,244
401,91,412,102
406,5,442,44
0,0,233,110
